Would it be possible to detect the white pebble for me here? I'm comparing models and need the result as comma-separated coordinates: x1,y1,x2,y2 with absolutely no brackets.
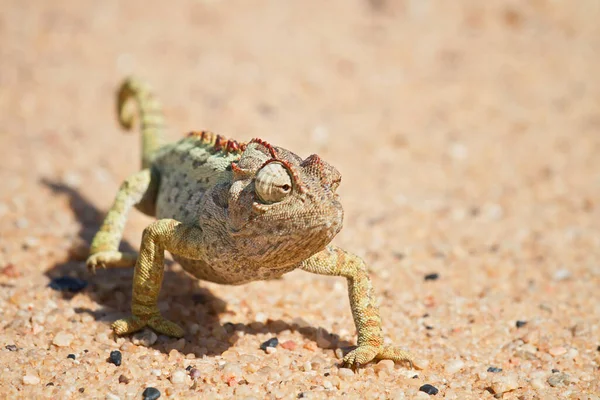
105,394,121,400
553,269,572,281
150,369,162,376
445,359,465,374
265,346,277,355
302,362,312,372
23,375,40,385
170,369,187,384
338,368,354,378
52,331,74,347
491,373,519,394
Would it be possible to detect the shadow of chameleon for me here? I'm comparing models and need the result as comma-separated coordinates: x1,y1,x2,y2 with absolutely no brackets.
41,179,353,359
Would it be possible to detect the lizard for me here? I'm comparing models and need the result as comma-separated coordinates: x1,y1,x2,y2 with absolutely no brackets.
86,77,414,369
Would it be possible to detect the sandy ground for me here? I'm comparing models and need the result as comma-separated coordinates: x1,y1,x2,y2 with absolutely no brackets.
1,0,599,398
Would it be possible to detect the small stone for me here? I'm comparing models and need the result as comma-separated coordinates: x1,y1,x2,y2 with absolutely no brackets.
142,387,161,400
487,366,502,373
551,368,560,373
444,359,465,374
553,269,571,281
547,372,570,387
189,368,201,379
375,359,395,374
23,375,40,385
490,373,519,394
515,320,527,328
150,369,161,376
260,337,279,352
424,273,439,281
338,368,354,378
105,393,120,400
53,331,74,347
132,330,158,347
108,350,122,366
548,346,567,357
530,378,545,390
280,340,297,351
265,346,277,355
118,374,129,384
67,354,76,360
302,361,312,372
5,344,18,351
412,357,429,370
49,276,88,293
418,384,439,395
1,263,20,278
170,369,187,384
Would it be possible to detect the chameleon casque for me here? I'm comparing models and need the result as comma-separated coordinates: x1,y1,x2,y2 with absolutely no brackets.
86,78,414,369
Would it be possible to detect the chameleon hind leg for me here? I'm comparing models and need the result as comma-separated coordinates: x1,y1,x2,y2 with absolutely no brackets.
86,169,158,272
300,245,414,369
112,219,205,337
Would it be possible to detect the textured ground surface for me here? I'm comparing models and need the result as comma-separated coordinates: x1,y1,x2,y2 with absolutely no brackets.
1,1,599,399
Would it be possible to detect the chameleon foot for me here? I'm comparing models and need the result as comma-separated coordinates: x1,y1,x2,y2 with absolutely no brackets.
112,314,184,337
86,251,137,272
342,345,414,370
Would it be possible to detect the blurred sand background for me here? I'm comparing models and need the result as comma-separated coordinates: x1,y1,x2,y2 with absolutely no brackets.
0,0,599,398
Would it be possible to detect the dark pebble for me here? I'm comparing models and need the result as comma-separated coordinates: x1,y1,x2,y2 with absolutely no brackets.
419,384,439,395
597,345,600,352
142,387,161,400
552,368,560,373
487,366,502,373
424,273,439,281
515,320,527,328
118,374,130,384
67,354,76,360
189,368,201,379
260,337,279,351
108,350,122,366
5,344,18,352
49,276,88,293
79,388,85,393
186,365,193,371
46,382,54,386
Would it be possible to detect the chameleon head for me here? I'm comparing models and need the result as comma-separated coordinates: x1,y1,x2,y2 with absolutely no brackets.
227,139,344,267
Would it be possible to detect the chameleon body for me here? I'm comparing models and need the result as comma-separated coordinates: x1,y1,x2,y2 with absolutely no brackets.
86,78,413,368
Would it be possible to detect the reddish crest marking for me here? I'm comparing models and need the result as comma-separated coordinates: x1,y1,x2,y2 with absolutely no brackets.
249,138,277,158
187,131,246,154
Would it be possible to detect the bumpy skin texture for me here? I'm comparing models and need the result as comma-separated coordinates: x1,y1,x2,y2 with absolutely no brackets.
87,77,413,369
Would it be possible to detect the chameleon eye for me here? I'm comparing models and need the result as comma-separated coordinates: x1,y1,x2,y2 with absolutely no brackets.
254,162,293,204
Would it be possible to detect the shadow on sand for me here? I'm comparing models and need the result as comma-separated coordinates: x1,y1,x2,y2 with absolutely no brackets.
41,179,352,358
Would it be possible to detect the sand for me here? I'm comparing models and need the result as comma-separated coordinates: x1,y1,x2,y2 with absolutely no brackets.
0,0,599,398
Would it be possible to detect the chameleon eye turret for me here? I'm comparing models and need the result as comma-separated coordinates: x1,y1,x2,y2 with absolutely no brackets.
254,161,293,204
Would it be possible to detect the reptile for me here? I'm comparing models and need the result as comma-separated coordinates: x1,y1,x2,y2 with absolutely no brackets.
86,77,414,369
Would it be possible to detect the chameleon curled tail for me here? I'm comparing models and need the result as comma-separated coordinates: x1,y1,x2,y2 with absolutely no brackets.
117,77,166,169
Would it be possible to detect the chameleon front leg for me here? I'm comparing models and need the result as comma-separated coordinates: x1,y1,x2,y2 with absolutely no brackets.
86,169,157,271
112,219,205,338
300,245,413,369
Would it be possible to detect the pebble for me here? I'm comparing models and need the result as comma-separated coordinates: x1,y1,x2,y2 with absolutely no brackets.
490,373,519,394
5,344,18,351
189,368,201,379
49,276,88,293
105,393,120,400
530,378,545,390
108,350,122,366
444,359,465,374
547,372,570,387
23,375,40,385
338,368,354,378
412,358,430,370
515,320,527,328
265,346,277,354
487,366,502,373
260,337,279,351
53,331,74,347
375,359,395,374
118,374,129,384
150,369,161,376
418,384,439,395
67,354,76,360
170,369,187,384
548,346,567,356
132,330,158,347
424,273,439,281
142,387,161,400
280,340,297,350
553,269,572,281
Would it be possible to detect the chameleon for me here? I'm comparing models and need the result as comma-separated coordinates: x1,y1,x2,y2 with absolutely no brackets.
86,77,414,369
